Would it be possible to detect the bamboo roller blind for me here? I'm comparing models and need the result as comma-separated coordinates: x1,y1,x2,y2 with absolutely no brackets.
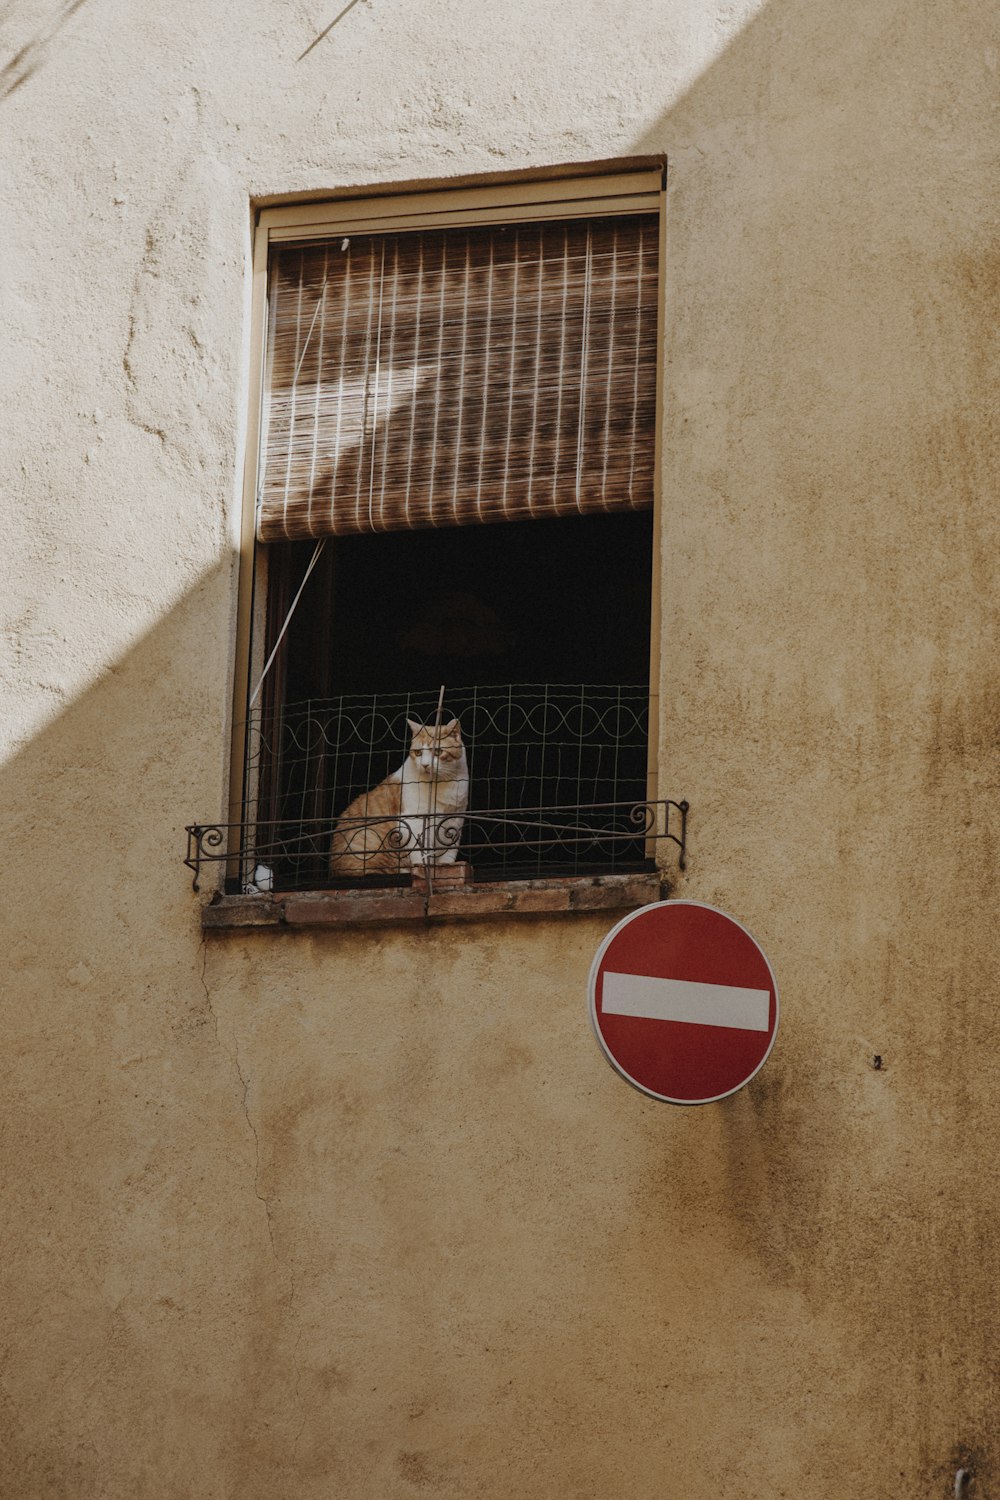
257,213,659,540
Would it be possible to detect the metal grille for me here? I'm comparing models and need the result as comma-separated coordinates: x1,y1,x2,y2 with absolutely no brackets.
186,684,686,893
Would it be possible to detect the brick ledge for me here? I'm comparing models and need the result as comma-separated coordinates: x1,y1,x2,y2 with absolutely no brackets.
201,872,664,931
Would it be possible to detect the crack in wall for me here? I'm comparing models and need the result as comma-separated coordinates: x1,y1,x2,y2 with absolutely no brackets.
198,937,307,1438
197,936,279,1259
232,1030,280,1264
122,228,168,445
120,85,206,448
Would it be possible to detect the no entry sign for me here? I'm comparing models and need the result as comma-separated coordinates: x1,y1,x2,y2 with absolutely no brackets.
588,901,779,1105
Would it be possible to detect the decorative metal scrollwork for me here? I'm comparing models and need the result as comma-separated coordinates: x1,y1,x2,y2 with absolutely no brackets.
185,825,225,891
184,798,689,893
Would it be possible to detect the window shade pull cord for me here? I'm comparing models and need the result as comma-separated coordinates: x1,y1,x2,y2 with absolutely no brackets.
249,537,326,708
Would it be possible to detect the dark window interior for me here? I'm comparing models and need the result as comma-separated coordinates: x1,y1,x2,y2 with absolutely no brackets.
279,510,652,696
254,510,653,888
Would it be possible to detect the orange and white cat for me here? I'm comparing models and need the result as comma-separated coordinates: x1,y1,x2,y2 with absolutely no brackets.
329,718,469,878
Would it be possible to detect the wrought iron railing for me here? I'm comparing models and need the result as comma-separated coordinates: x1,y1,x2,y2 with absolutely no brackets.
187,684,687,893
184,798,687,893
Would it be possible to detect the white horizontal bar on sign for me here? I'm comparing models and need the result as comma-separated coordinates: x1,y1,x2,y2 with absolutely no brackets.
602,973,770,1032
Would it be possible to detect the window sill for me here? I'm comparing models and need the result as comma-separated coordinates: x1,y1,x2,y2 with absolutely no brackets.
201,871,665,932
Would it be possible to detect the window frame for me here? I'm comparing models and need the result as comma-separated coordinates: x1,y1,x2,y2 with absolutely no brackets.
228,159,668,889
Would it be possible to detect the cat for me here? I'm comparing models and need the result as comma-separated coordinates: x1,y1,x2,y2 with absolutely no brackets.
329,718,469,878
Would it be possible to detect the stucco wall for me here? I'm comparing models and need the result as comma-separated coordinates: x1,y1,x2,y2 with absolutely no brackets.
2,0,998,1495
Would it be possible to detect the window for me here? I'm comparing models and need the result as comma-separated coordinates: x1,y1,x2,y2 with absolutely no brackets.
190,164,689,902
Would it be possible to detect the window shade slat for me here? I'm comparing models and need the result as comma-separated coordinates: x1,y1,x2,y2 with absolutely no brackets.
258,214,659,541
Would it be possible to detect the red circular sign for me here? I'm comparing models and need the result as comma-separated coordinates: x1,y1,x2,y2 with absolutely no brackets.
588,901,779,1105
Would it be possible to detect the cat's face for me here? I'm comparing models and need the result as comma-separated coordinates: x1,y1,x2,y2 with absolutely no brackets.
406,718,464,776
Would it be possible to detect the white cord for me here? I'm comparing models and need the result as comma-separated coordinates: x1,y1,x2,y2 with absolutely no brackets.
249,537,326,708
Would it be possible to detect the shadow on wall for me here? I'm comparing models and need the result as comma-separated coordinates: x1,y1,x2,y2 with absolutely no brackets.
630,0,998,1496
0,560,275,1492
1,0,998,1490
638,0,998,771
0,0,92,101
296,0,366,62
3,561,235,969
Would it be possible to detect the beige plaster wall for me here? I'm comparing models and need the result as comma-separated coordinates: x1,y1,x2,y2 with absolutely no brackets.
1,0,998,1495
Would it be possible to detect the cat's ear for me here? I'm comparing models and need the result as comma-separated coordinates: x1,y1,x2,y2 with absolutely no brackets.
441,718,461,736
406,718,423,734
